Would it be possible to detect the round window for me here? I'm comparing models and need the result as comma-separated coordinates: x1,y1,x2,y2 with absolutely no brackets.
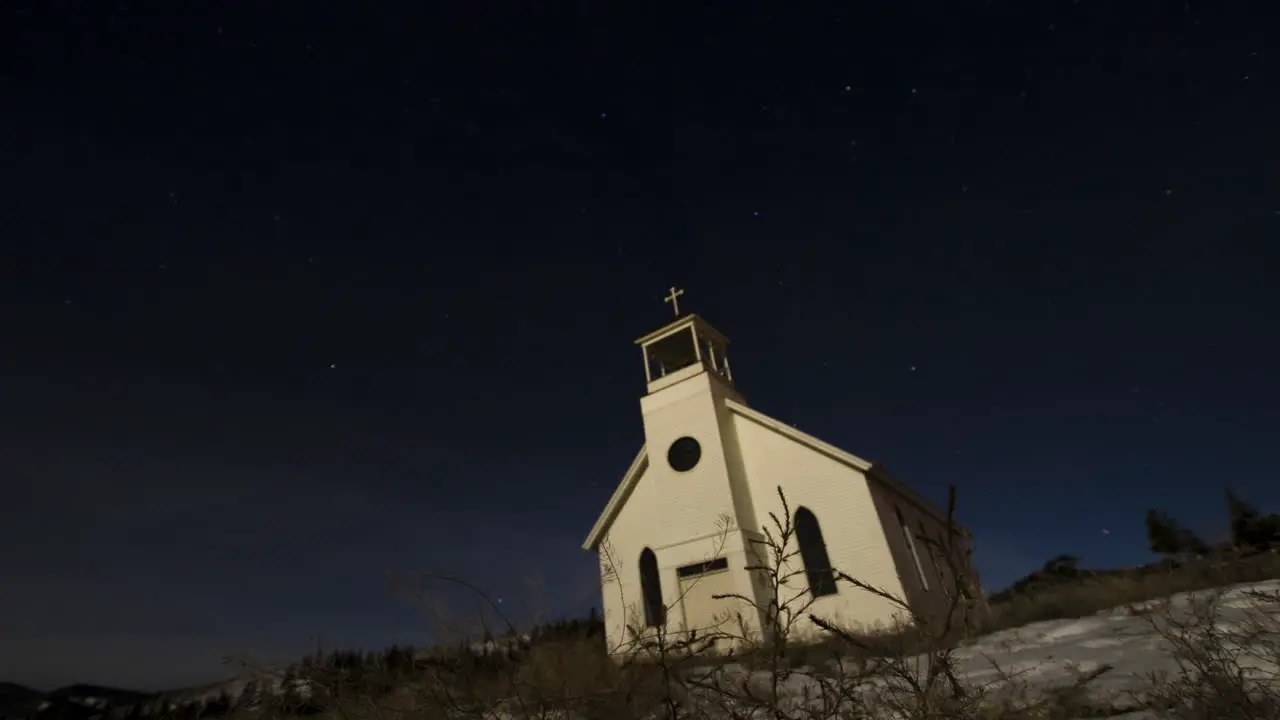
667,436,702,472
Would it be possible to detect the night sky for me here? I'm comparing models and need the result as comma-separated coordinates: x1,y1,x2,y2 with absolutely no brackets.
3,0,1277,692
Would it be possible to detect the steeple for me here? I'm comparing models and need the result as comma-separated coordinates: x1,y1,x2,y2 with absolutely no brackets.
634,287,735,395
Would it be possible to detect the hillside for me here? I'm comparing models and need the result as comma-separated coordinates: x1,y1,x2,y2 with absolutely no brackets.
0,683,44,720
4,551,1278,720
6,491,1277,720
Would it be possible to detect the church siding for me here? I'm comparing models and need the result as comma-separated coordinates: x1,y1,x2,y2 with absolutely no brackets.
599,460,765,652
866,479,977,626
730,414,909,638
595,460,659,652
637,373,750,551
715,396,762,535
866,483,934,617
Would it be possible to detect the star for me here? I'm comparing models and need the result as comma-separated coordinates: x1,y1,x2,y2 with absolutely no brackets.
329,363,337,369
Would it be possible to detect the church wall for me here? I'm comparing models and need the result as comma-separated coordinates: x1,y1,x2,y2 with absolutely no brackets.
636,373,750,550
866,483,940,620
866,479,980,627
595,459,661,653
658,532,764,638
595,536,635,651
730,414,909,640
714,392,762,536
598,475,765,654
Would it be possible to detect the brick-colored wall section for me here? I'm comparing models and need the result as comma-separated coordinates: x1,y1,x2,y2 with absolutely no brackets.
867,478,982,627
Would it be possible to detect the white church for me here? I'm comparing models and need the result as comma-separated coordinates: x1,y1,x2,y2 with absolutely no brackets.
583,289,984,653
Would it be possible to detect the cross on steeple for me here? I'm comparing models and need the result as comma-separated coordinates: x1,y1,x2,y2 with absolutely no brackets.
663,286,685,316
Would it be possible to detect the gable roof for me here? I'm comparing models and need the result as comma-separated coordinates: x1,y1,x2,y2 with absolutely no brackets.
724,398,875,471
580,401,966,552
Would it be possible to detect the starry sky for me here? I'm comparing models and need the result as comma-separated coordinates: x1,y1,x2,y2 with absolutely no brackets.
2,0,1277,692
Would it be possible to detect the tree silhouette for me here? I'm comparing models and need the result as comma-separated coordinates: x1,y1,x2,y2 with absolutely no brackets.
1042,554,1082,577
1227,489,1260,544
1226,489,1280,551
1146,508,1209,556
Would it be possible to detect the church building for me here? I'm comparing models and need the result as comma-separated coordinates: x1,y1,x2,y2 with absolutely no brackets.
582,289,984,654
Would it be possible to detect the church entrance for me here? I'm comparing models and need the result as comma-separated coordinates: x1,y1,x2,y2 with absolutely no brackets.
675,557,737,651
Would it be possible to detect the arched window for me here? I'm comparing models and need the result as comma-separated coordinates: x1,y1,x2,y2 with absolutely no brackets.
638,547,666,627
795,507,838,598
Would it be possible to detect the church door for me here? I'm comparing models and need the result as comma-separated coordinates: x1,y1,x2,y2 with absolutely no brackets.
675,557,737,651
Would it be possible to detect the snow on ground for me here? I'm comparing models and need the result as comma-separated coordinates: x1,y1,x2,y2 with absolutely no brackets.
693,579,1280,719
944,579,1280,711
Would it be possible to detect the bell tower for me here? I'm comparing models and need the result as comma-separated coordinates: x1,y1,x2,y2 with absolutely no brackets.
632,287,758,549
635,287,741,400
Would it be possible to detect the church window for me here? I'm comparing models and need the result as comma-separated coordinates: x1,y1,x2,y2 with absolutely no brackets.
921,522,948,591
676,557,728,577
667,436,702,472
794,507,838,598
639,547,666,627
896,507,930,591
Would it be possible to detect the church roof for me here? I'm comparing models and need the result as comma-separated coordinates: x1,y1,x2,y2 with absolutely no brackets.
633,313,730,346
581,399,967,552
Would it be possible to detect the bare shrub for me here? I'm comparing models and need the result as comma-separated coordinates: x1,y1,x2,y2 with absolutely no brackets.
1141,584,1280,719
982,550,1280,634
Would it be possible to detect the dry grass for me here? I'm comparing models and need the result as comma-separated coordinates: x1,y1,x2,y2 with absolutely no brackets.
981,551,1280,634
201,489,1280,720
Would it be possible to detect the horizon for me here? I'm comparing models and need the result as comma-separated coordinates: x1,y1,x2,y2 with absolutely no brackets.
3,1,1276,692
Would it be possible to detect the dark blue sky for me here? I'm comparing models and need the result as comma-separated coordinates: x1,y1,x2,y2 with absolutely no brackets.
2,0,1277,692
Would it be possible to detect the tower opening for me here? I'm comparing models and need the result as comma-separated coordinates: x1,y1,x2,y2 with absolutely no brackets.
635,290,735,391
644,328,699,379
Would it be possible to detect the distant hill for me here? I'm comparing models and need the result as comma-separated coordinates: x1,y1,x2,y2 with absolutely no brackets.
0,679,243,720
0,683,44,718
0,682,148,720
0,683,43,699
